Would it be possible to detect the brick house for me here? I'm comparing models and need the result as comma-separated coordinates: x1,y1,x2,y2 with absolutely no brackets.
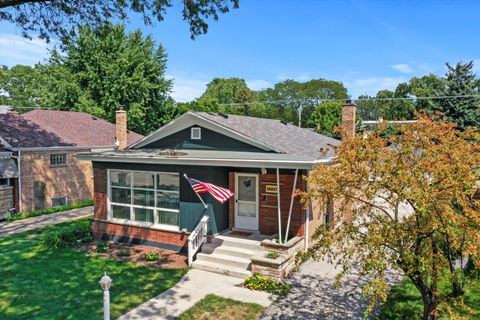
79,102,357,275
0,110,142,218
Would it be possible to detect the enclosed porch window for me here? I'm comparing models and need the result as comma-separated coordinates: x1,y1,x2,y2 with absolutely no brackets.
109,170,180,229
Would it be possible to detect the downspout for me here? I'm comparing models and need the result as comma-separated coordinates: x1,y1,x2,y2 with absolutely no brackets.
11,150,22,213
304,169,310,251
276,168,282,243
284,168,298,243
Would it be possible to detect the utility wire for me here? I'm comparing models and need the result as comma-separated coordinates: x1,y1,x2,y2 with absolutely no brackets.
5,93,480,110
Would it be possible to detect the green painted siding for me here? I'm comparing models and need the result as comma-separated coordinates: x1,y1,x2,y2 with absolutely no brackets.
139,125,269,152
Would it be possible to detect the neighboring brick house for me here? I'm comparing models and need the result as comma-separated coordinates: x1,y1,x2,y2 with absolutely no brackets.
79,103,356,276
0,110,142,217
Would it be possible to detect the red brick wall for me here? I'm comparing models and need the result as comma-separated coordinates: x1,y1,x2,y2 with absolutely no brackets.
93,167,108,220
20,150,93,212
229,172,306,237
91,219,189,250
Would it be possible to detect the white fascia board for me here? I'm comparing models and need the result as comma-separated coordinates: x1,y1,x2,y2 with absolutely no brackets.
12,145,117,152
77,154,335,170
129,112,280,152
0,136,13,150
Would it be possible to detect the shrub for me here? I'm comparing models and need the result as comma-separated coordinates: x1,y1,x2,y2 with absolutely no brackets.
8,200,94,222
40,221,92,249
265,251,280,259
118,248,131,257
95,241,108,253
244,274,290,296
145,252,160,261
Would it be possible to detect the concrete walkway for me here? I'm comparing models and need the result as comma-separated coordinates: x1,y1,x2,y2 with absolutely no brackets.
0,206,93,237
260,258,403,320
118,269,274,320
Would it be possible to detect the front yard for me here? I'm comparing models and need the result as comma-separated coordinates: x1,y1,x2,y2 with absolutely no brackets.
0,218,187,320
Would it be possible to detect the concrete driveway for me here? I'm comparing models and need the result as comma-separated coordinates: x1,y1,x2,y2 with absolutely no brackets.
260,258,403,320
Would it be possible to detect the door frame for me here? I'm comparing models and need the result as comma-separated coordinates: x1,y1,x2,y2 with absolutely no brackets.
234,172,259,231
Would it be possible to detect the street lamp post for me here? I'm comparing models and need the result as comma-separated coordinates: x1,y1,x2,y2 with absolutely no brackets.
99,272,112,320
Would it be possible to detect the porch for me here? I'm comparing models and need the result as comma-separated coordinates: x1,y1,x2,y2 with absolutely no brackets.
191,230,272,278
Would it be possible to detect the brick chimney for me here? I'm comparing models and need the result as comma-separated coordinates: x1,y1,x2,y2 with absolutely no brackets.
115,108,127,150
341,100,356,139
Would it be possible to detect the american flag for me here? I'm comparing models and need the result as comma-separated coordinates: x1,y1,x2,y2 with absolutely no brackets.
186,177,234,204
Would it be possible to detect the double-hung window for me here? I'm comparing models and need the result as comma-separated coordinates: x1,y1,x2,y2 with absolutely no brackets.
109,170,180,228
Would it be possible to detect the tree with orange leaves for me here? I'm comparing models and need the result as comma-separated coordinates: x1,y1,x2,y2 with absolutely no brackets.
303,114,480,320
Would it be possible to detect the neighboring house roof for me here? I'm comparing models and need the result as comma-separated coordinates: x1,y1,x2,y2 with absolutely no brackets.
132,112,340,159
0,110,143,149
0,155,18,178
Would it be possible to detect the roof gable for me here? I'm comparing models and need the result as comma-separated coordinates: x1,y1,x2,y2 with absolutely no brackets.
131,112,340,159
131,112,280,152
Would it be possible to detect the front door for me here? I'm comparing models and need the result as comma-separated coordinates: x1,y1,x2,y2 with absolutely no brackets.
234,173,259,230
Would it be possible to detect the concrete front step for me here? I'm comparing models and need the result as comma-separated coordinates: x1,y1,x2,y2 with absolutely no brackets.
201,243,259,259
213,235,262,251
191,259,252,279
195,252,252,269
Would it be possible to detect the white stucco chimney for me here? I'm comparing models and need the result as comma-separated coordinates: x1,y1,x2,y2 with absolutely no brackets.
115,108,127,150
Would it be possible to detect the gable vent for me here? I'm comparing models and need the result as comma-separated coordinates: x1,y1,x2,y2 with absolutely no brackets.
191,127,201,140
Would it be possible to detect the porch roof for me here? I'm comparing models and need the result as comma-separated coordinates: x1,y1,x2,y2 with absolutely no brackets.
0,155,18,178
78,149,334,169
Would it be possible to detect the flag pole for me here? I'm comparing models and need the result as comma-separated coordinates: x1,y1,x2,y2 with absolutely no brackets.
184,174,208,209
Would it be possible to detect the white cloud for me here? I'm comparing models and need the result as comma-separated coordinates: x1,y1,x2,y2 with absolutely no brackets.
245,79,273,91
275,72,312,82
167,73,209,103
392,63,414,74
0,33,51,67
345,76,407,98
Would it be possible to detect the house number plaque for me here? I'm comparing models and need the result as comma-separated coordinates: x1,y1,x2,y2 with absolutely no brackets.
265,185,278,193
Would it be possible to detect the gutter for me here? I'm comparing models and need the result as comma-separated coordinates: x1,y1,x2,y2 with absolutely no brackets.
10,151,21,212
78,154,335,170
11,145,118,152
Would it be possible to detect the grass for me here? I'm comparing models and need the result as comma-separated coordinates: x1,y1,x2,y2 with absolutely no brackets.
379,275,480,319
0,218,188,320
7,200,94,221
177,294,264,320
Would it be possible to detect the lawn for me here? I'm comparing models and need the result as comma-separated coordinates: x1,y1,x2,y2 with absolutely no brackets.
379,274,480,319
0,219,188,320
177,294,264,320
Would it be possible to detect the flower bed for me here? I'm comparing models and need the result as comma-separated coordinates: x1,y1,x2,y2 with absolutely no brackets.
250,235,304,281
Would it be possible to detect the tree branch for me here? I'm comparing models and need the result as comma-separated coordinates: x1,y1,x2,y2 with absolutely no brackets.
0,0,51,9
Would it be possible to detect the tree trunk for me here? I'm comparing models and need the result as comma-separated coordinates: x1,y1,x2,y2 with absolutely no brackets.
422,294,437,320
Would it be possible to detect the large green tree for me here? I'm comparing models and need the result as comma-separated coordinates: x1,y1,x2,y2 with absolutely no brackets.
307,101,342,138
259,79,348,127
0,0,238,42
0,24,176,135
437,61,480,130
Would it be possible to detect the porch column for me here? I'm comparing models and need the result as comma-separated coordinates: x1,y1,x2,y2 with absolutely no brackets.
276,168,282,243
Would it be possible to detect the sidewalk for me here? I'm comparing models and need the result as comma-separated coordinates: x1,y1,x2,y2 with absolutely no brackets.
0,206,93,237
118,269,274,320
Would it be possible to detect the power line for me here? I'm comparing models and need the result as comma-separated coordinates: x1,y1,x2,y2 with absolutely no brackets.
4,93,480,110
216,94,480,107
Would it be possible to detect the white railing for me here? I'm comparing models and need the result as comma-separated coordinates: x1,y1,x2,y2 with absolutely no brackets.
188,215,209,266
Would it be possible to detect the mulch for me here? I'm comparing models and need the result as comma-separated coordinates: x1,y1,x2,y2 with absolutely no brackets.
77,241,188,269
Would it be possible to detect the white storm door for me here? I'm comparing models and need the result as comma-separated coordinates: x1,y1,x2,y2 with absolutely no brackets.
234,173,259,230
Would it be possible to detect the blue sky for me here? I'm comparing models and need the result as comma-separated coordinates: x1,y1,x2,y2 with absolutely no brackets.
1,0,480,102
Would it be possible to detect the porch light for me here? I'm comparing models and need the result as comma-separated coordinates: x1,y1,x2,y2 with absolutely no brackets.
99,272,112,290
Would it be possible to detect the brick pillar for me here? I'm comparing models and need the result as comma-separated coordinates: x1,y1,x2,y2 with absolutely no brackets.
341,100,356,139
115,108,127,150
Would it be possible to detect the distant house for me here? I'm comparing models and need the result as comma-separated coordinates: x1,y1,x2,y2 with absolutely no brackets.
79,104,356,275
0,110,143,219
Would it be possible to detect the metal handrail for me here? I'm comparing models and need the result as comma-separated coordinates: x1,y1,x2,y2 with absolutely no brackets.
188,215,209,265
